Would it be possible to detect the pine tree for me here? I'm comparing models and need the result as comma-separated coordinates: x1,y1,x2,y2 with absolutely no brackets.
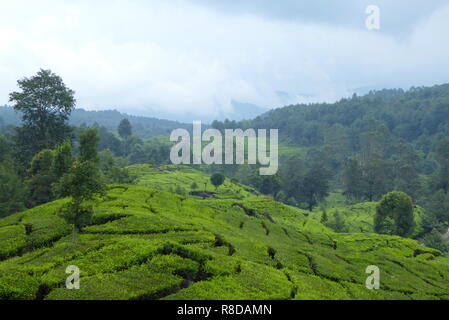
118,118,132,139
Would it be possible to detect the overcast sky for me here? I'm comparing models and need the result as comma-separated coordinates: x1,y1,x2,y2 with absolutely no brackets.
1,0,449,119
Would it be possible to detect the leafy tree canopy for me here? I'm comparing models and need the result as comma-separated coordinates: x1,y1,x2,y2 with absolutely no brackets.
374,191,415,237
118,118,132,139
210,172,225,190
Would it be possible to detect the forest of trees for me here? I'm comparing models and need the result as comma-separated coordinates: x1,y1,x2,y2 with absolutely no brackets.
0,70,135,218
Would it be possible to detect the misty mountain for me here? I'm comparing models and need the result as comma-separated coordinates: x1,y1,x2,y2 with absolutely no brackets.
124,100,270,123
0,106,190,139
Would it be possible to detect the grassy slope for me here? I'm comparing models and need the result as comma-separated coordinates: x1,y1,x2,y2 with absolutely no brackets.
0,166,448,300
311,191,425,236
128,164,260,199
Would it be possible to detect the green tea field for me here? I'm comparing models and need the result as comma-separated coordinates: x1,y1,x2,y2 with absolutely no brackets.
0,166,448,300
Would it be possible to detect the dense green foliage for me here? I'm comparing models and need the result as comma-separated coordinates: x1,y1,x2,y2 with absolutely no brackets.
0,163,24,217
281,158,332,211
210,173,225,190
230,85,449,148
0,136,25,217
9,70,75,169
210,84,449,245
423,229,449,253
213,85,449,201
0,166,448,300
26,149,57,207
118,119,132,139
374,192,415,237
56,129,104,242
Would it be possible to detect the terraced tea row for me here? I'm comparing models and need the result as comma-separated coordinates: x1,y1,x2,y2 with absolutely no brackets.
1,181,448,299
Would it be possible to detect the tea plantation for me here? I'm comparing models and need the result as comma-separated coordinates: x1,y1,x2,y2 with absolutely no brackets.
309,200,426,237
0,165,448,300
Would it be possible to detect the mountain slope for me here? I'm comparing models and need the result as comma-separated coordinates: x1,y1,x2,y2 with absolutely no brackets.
0,167,448,300
222,83,449,148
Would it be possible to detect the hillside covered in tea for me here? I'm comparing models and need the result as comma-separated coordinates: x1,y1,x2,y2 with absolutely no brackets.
1,166,448,300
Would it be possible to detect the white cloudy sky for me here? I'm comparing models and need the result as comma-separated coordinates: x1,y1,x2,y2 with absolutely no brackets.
1,0,449,119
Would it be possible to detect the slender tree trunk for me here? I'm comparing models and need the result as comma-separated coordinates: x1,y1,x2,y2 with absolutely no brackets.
72,225,77,243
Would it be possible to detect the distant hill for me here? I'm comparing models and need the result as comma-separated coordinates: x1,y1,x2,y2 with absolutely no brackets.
225,84,449,148
124,100,270,123
0,106,190,139
227,100,269,121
